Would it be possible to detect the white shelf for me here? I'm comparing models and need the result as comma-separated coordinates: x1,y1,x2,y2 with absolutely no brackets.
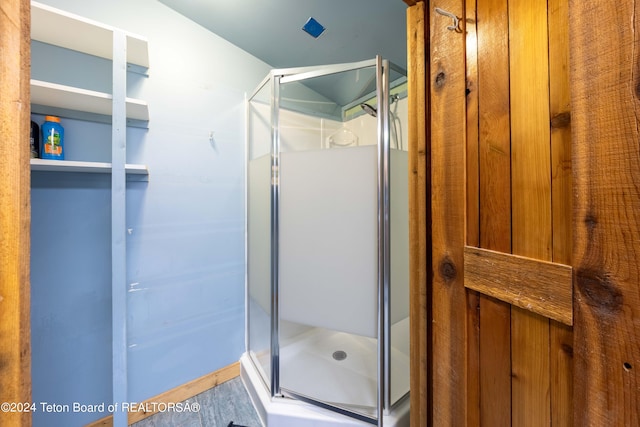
29,4,149,178
30,158,148,175
31,1,149,68
31,80,149,121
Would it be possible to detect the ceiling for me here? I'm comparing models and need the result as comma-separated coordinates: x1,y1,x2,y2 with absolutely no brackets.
158,0,408,115
159,0,407,119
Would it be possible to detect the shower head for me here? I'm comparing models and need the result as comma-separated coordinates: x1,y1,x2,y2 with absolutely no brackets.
360,103,377,118
360,95,399,118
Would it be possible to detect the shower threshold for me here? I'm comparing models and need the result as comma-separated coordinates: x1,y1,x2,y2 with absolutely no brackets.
240,353,410,427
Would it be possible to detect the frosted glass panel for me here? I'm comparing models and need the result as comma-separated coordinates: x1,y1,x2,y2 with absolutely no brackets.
248,154,271,318
390,149,409,323
247,82,272,389
390,149,410,406
279,146,378,338
278,147,410,339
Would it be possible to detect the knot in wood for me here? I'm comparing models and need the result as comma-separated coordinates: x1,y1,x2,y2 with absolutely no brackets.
550,111,571,129
584,212,597,232
560,343,573,357
576,268,623,315
435,72,446,89
438,256,457,283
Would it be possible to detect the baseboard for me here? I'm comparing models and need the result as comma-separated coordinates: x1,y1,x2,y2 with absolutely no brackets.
85,361,240,426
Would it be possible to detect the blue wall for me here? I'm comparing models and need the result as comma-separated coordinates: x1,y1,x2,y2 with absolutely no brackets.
30,1,270,425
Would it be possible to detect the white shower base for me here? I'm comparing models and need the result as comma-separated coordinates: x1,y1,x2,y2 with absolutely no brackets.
240,326,410,427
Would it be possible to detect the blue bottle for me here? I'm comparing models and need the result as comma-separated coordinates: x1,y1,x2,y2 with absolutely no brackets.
41,115,64,160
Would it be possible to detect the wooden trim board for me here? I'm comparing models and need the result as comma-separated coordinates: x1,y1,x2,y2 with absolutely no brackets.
407,2,430,427
0,0,32,426
464,246,573,325
85,362,240,426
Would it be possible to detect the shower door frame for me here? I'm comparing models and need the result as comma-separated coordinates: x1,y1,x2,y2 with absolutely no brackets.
246,56,406,426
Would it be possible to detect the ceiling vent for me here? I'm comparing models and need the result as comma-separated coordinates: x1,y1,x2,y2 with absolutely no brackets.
302,17,325,39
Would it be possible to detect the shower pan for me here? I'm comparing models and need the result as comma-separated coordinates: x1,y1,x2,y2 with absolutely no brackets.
243,57,410,427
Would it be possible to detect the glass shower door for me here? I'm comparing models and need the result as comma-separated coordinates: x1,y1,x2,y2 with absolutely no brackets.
277,62,381,423
246,57,409,426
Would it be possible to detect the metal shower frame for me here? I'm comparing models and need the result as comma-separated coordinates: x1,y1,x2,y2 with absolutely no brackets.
245,55,406,427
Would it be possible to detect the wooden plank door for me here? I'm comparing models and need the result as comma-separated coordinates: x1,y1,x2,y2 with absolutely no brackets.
409,0,574,425
463,2,574,426
409,0,640,425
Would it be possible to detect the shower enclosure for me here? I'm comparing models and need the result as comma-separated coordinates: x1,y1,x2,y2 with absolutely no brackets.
244,56,409,426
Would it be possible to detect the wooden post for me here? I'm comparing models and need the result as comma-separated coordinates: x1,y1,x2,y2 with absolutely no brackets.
571,1,640,424
0,0,32,426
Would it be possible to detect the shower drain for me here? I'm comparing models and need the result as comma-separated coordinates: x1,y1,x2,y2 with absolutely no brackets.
332,350,347,361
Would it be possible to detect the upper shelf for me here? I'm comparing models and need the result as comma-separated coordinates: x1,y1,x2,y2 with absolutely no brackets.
31,1,149,68
31,79,149,121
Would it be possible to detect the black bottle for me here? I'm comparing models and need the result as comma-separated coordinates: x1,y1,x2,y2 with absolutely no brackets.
30,120,39,158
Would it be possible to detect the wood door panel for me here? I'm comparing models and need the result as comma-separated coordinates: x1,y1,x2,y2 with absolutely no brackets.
407,3,430,427
474,0,514,424
430,0,467,425
508,1,554,425
548,0,573,424
464,0,481,425
408,0,577,425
